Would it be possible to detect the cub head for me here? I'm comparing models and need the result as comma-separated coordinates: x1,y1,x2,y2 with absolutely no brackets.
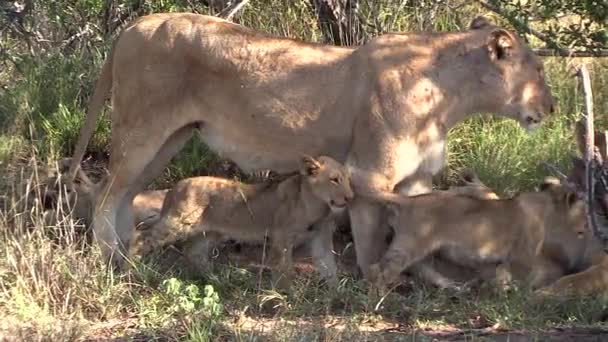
300,155,354,213
44,158,101,227
469,16,555,131
539,177,587,240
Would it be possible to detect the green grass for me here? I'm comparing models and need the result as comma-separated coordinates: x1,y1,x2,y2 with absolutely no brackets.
1,0,608,340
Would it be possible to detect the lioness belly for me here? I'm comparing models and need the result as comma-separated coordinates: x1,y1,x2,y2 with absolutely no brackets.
199,123,349,173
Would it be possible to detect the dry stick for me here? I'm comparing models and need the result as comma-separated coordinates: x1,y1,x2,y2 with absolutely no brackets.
542,161,588,200
217,0,250,21
578,65,604,245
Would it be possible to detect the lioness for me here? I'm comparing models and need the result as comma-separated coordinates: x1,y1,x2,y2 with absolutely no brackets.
364,178,586,292
68,13,554,273
130,156,353,287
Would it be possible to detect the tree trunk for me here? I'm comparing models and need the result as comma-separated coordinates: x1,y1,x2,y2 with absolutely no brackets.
309,0,365,46
101,0,145,37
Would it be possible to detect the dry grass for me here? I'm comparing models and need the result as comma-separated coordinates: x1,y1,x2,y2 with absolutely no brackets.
1,1,608,340
1,154,608,341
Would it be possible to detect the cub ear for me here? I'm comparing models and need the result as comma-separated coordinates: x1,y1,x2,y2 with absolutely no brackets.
469,16,492,30
301,155,321,176
565,192,579,207
487,29,514,61
539,177,560,192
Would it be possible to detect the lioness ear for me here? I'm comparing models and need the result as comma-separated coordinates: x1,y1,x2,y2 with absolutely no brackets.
487,29,514,61
301,155,321,176
469,16,492,30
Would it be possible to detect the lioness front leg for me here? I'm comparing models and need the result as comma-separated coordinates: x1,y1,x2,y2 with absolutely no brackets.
348,197,388,278
270,232,296,289
309,216,339,285
369,235,430,291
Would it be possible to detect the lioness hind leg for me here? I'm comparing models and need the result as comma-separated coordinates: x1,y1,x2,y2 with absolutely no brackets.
95,124,194,266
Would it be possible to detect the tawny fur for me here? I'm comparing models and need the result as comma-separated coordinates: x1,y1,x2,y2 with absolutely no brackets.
534,122,608,297
43,158,167,229
68,14,554,274
426,169,608,297
129,156,353,287
363,179,586,292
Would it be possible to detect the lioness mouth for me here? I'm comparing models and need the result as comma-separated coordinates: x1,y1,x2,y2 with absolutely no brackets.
330,200,347,209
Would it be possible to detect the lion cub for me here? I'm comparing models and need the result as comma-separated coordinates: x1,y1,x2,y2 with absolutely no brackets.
130,155,354,287
366,178,586,292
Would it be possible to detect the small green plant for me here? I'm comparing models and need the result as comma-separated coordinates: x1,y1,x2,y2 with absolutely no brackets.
163,278,223,318
139,277,223,330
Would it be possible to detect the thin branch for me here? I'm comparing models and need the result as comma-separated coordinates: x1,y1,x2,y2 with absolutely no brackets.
543,162,582,196
217,0,250,21
578,65,605,245
475,0,570,56
534,49,608,58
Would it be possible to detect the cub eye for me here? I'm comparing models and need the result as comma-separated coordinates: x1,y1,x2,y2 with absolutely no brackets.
330,177,340,184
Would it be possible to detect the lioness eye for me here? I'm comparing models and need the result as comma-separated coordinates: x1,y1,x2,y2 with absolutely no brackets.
330,177,340,184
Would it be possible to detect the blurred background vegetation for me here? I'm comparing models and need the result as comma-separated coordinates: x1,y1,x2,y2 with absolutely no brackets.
0,0,606,193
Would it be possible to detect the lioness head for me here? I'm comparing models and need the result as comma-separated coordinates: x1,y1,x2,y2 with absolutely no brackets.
300,155,354,213
469,16,555,131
